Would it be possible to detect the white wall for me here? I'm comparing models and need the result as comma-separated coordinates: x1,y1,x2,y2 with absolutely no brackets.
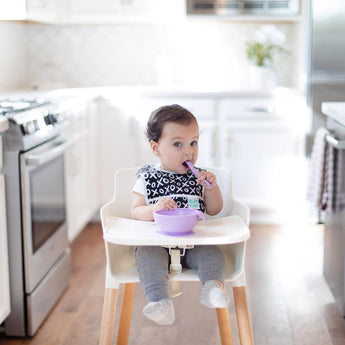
24,21,304,91
0,22,28,92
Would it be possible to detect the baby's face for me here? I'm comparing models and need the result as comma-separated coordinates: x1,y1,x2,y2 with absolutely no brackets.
150,121,199,174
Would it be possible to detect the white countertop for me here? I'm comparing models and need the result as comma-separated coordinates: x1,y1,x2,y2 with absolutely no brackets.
322,102,345,126
0,85,307,134
0,85,301,100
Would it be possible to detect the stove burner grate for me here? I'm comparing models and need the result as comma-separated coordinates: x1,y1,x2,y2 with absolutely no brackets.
0,98,49,115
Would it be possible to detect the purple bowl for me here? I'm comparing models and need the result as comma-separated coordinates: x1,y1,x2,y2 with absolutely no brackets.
153,208,205,235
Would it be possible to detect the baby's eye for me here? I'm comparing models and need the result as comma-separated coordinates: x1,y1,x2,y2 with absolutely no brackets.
173,142,182,147
191,141,198,146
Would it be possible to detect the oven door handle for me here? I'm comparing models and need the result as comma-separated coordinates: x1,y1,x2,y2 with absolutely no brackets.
25,139,73,166
325,134,345,150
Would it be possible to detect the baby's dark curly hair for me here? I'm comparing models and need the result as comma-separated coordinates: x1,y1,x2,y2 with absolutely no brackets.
146,104,198,142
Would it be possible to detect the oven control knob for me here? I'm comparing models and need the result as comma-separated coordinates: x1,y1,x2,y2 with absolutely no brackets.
44,114,56,125
21,121,36,135
44,114,50,125
33,119,40,131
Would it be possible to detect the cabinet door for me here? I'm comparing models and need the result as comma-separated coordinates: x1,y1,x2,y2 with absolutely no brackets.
65,102,98,241
26,0,58,22
66,0,184,23
220,121,294,210
0,0,25,20
65,132,90,241
96,100,142,206
68,0,122,21
0,174,11,324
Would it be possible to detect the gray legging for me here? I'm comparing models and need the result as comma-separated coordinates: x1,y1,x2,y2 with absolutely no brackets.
135,245,226,302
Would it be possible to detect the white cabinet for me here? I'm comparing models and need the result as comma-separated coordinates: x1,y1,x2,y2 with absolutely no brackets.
97,90,307,223
96,99,143,206
142,93,305,223
0,174,11,324
218,97,305,223
61,0,184,23
65,101,98,241
0,0,26,20
26,0,62,23
67,0,123,22
220,120,295,206
0,0,184,23
0,0,59,22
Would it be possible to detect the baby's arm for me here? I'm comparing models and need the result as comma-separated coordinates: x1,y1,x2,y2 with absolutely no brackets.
131,192,177,221
197,171,223,216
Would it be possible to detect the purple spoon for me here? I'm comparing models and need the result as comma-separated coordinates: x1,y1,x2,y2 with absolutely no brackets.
183,161,211,187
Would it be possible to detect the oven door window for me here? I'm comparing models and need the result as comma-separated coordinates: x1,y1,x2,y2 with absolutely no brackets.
30,155,66,253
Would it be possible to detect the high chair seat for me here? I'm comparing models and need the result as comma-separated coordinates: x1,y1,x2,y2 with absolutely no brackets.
99,167,254,345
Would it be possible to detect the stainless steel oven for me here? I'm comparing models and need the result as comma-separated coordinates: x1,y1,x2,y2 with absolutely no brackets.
1,98,73,336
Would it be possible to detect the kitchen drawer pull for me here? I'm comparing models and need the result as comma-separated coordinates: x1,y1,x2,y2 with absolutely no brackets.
244,106,273,113
325,134,345,150
25,139,73,166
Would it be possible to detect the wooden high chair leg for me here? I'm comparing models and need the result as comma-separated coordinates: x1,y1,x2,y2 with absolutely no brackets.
99,287,119,345
116,283,136,345
216,307,233,345
233,286,254,345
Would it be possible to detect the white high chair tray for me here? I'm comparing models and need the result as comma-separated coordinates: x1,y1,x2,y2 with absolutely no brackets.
104,215,250,246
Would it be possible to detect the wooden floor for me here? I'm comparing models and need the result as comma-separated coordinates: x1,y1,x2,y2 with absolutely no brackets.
1,221,345,345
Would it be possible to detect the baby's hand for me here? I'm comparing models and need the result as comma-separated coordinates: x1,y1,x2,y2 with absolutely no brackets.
153,198,177,211
197,171,217,189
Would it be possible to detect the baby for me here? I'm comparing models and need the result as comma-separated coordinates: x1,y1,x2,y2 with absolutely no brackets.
131,104,229,325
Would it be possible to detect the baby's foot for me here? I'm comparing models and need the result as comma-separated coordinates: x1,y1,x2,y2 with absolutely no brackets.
143,298,175,325
200,280,229,308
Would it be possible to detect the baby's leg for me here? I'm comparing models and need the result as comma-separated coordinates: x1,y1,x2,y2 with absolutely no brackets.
135,246,169,301
184,245,225,284
135,246,174,325
184,245,229,308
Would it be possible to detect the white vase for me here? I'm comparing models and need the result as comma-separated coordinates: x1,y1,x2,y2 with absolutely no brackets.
249,66,276,90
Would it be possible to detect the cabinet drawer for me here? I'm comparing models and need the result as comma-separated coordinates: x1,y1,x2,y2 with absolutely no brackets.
219,98,276,120
145,98,216,120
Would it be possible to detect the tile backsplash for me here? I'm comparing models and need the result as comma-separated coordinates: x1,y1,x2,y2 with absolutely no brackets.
0,20,305,91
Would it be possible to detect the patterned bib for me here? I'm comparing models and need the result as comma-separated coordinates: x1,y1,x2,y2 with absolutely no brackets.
136,164,206,213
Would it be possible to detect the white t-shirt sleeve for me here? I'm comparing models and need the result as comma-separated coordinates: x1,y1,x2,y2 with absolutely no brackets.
132,175,146,196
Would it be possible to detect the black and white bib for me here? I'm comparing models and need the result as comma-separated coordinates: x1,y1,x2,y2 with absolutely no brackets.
136,164,206,213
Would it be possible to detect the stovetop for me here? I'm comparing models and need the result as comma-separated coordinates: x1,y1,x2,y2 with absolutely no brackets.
0,98,50,116
1,97,72,151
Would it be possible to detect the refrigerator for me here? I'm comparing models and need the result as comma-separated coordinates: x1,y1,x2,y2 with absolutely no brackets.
307,0,345,140
308,0,345,316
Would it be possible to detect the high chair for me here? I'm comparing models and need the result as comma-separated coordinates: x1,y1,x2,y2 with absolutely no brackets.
99,167,254,345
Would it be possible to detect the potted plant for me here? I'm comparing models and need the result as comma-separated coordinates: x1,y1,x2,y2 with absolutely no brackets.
245,25,288,89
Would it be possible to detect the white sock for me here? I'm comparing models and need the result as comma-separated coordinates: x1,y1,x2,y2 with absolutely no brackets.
143,298,175,325
200,280,229,309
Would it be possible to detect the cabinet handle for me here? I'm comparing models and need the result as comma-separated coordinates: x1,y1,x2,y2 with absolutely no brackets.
325,134,345,150
244,106,273,114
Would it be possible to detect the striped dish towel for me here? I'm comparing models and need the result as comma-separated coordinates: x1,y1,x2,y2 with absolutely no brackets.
306,127,330,212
